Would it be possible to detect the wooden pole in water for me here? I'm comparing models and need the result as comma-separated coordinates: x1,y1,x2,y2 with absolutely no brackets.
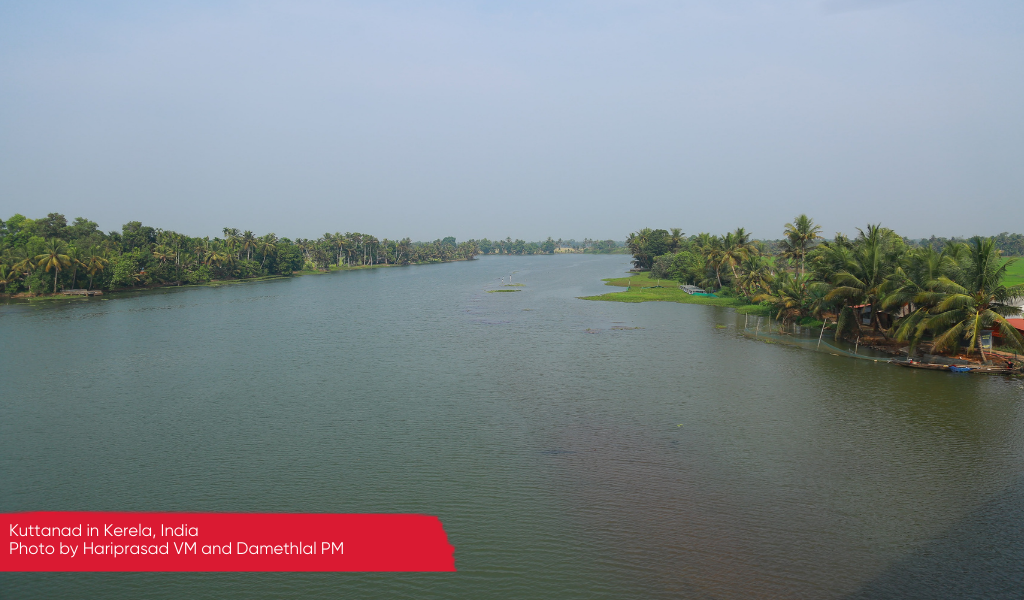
755,318,759,338
745,313,748,330
855,337,859,354
817,319,828,350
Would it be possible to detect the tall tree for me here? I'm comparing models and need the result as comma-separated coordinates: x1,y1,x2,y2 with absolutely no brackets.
85,248,109,290
35,239,72,293
783,214,822,275
0,265,17,293
240,231,257,260
65,245,86,289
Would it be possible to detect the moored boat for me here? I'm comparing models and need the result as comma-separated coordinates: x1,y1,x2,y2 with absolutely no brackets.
888,359,1014,375
888,360,950,371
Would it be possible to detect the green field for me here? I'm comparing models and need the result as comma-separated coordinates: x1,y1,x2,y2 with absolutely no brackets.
1004,258,1024,287
579,272,770,314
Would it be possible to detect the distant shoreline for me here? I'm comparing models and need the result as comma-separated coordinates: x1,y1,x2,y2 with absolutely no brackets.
0,258,465,304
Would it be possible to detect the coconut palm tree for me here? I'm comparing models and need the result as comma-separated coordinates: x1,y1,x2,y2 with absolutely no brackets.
35,239,72,293
152,245,175,266
754,271,811,323
13,256,35,293
737,254,772,298
692,234,725,289
0,265,18,293
782,214,822,276
239,231,257,260
718,228,754,286
626,228,653,270
669,228,684,253
883,245,958,345
258,234,278,268
397,238,412,265
204,245,229,267
910,237,1024,359
65,245,86,289
826,224,903,337
85,248,109,290
330,233,346,267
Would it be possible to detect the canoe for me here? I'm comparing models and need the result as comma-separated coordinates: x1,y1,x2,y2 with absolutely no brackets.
889,360,1013,375
888,360,950,371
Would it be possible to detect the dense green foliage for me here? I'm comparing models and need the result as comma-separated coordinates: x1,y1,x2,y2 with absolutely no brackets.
0,213,624,296
630,218,1024,358
910,232,1024,257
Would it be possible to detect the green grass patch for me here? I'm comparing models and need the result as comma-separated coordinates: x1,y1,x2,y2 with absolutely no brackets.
1004,257,1024,287
581,271,770,313
488,289,521,293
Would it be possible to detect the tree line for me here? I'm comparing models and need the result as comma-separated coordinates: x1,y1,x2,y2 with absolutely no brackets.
630,218,1024,359
0,213,622,295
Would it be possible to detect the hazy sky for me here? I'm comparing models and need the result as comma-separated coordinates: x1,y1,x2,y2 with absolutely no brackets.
1,1,1022,241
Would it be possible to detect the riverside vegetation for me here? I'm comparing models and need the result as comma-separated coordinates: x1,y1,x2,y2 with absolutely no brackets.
586,218,1024,362
0,213,621,298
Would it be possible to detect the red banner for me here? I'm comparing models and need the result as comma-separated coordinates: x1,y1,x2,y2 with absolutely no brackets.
2,512,455,572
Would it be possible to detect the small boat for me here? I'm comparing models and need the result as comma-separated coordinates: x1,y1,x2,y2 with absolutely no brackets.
966,366,1015,375
889,360,1014,375
888,360,950,371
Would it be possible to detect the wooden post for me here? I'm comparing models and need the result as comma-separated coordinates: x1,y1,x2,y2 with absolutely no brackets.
855,337,859,354
755,318,759,338
817,319,828,350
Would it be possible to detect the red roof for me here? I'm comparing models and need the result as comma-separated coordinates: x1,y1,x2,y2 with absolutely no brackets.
994,318,1024,337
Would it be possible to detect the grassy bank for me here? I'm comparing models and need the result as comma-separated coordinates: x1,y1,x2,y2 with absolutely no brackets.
1005,258,1024,287
579,272,771,315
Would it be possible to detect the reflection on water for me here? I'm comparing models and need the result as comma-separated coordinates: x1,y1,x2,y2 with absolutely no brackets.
2,255,1022,599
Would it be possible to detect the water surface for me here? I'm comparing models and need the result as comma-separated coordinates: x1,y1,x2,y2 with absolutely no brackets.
2,255,1022,599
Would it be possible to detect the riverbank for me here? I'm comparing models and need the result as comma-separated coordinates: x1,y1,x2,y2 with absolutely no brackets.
0,258,466,304
579,272,771,315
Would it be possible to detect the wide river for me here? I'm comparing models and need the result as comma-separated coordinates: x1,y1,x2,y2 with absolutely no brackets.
2,254,1022,599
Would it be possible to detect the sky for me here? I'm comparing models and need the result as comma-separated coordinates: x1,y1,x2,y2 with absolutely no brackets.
1,0,1022,242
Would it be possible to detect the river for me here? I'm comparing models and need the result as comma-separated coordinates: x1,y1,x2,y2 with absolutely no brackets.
2,254,1022,599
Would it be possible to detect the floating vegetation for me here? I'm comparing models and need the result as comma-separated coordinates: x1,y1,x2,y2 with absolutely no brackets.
611,326,642,330
504,283,525,287
715,324,727,329
487,289,521,293
585,328,600,334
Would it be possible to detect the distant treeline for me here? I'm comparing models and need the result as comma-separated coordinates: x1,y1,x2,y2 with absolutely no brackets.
477,238,621,255
0,213,622,295
759,232,1024,258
